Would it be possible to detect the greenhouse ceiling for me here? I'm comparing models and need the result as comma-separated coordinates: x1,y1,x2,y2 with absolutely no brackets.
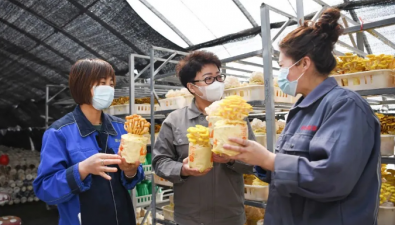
0,0,394,127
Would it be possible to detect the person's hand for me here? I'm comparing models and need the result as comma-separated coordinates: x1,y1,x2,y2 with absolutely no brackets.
212,153,234,164
181,157,211,177
223,138,276,171
118,151,140,178
79,153,122,181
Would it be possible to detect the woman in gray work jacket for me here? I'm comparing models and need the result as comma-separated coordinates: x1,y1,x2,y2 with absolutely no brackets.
224,8,381,225
152,51,255,225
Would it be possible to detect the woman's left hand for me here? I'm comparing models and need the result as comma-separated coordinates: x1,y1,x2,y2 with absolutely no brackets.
117,152,140,178
223,138,276,171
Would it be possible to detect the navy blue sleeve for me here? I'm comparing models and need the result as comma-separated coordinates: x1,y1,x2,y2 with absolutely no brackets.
272,97,376,202
254,166,272,183
33,129,92,205
121,164,145,190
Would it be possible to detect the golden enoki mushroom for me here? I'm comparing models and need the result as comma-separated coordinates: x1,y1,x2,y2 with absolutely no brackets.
217,95,253,120
331,53,395,75
111,96,159,106
187,125,210,147
124,115,150,135
380,164,395,205
376,113,395,134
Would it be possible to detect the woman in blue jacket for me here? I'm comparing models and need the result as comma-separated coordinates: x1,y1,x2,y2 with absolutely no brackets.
224,8,380,225
34,59,144,225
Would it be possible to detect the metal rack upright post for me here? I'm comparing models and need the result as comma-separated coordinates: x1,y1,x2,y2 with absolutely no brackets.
149,46,189,225
45,84,68,129
126,51,187,225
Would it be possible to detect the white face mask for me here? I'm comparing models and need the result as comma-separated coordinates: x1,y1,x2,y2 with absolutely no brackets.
92,85,114,110
192,81,225,102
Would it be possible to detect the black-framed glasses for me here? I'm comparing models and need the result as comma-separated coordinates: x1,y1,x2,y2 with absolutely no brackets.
192,74,226,85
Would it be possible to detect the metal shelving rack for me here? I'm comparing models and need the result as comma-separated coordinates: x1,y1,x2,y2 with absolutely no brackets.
43,1,395,223
45,84,68,129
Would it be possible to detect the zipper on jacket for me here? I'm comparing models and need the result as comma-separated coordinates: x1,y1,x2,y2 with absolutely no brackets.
104,134,119,225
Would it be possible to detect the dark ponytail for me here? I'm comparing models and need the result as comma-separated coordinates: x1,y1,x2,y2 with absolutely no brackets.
279,8,344,75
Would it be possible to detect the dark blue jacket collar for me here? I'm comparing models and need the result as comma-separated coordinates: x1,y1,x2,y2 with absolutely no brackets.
72,106,118,137
294,77,338,109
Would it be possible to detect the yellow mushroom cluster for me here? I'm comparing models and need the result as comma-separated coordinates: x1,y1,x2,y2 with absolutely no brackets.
187,125,210,147
331,53,395,75
380,164,395,205
111,96,159,105
376,113,395,134
244,174,255,185
124,115,150,135
365,54,395,70
243,174,268,186
252,177,268,186
217,95,253,121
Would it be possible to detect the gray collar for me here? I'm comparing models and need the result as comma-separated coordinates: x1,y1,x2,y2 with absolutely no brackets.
187,98,204,119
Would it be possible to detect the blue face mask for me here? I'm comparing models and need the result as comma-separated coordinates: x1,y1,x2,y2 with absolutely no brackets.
278,59,305,97
92,85,114,110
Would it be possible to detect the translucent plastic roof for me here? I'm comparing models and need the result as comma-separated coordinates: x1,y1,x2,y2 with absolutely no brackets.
0,0,394,128
0,0,184,127
129,0,395,79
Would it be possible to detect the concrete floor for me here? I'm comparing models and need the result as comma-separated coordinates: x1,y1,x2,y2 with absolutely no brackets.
0,201,58,225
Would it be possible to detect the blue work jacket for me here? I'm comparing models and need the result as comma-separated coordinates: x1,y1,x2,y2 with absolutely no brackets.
256,77,381,225
33,106,144,225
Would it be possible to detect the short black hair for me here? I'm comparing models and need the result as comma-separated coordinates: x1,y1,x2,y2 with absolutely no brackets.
176,51,221,88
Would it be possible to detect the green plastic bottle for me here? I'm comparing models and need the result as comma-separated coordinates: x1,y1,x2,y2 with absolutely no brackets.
146,180,152,194
146,153,152,164
140,183,149,196
136,183,143,197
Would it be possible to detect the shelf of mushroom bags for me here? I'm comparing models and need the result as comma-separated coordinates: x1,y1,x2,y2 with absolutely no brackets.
133,72,296,118
105,89,194,118
375,114,395,164
329,53,395,165
0,146,41,207
104,96,162,116
157,88,194,111
107,72,297,120
223,72,297,105
330,53,395,92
